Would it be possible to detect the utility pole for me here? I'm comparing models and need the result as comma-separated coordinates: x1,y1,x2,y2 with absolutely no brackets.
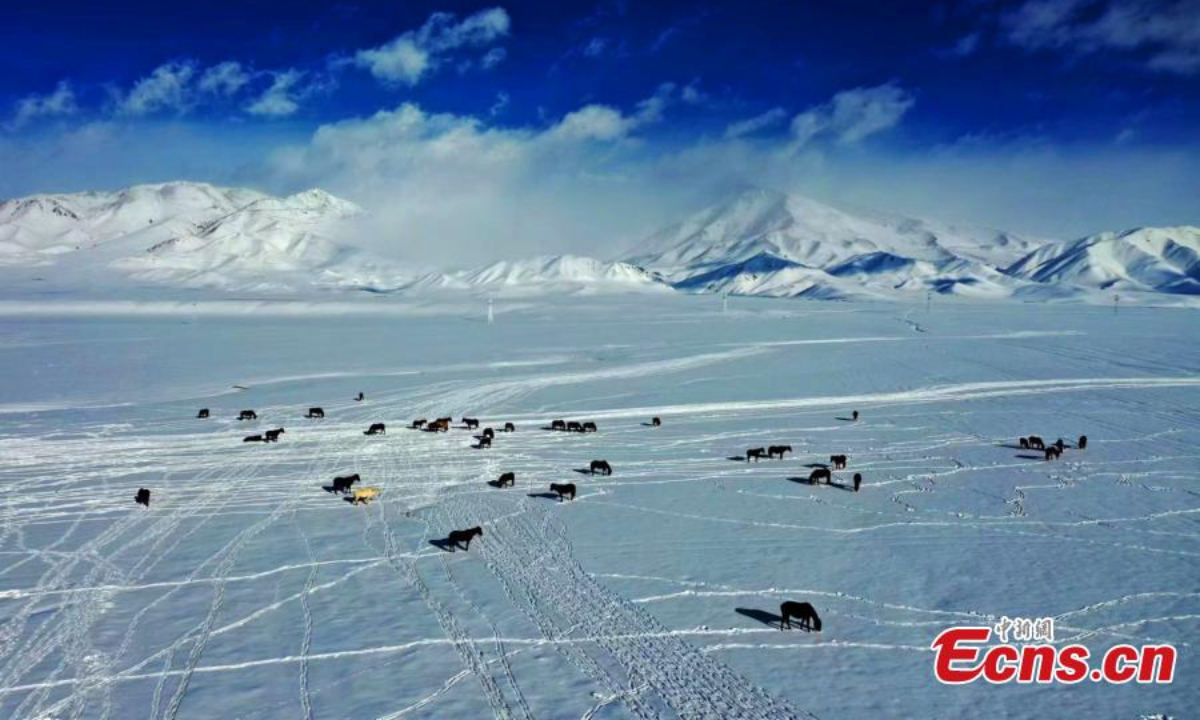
722,292,728,314
1113,293,1119,315
487,297,494,325
926,291,931,314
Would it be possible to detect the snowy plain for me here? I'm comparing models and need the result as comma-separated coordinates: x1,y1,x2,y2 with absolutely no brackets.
0,294,1196,719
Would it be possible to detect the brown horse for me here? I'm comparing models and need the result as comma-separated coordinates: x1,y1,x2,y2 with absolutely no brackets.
497,472,515,487
768,445,792,459
550,482,576,501
830,454,848,470
809,468,831,484
447,526,483,551
590,460,612,475
746,447,767,462
780,601,822,631
1044,446,1061,461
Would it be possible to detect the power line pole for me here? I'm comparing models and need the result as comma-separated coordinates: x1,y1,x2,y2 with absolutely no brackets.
487,297,494,325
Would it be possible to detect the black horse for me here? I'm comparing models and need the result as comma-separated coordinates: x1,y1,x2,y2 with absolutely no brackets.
497,472,515,488
264,428,285,442
551,419,567,431
567,421,584,433
830,454,848,469
809,468,831,484
331,474,360,493
364,423,386,436
651,417,662,427
1044,446,1061,461
477,436,492,448
463,418,480,429
853,473,862,492
306,407,324,419
197,408,209,419
355,392,364,402
746,447,767,462
768,445,792,459
590,460,612,475
780,601,822,631
448,526,483,551
550,482,576,501
504,422,516,432
135,488,151,507
1078,434,1088,450
238,410,257,421
411,419,427,429
1027,435,1046,450
852,410,859,421
582,422,598,433
482,428,495,439
1019,437,1029,449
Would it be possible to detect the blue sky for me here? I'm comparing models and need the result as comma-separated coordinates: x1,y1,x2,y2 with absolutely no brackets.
3,0,1199,260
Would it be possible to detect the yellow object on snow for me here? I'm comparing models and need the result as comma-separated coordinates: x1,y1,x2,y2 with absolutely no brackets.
351,487,381,505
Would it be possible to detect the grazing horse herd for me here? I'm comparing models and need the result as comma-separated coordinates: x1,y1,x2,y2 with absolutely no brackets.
1020,434,1087,461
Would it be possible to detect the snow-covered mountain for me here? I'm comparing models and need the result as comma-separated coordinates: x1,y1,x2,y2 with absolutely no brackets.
402,255,670,296
0,182,408,292
1005,226,1200,296
626,187,1197,303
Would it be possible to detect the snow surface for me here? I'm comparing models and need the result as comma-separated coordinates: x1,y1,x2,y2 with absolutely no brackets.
0,295,1196,718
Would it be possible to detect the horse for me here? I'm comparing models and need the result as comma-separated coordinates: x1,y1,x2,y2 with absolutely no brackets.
651,417,662,426
497,472,515,488
238,410,257,421
448,526,483,551
355,392,364,402
550,482,576,501
135,488,150,507
567,421,584,433
582,422,598,433
780,601,822,631
428,419,449,432
746,447,767,462
364,423,386,436
1044,446,1061,461
264,428,285,442
243,434,265,443
436,417,453,426
590,460,612,476
482,428,495,439
830,454,848,470
1055,438,1065,451
768,445,792,459
478,436,492,448
809,468,831,484
197,408,209,419
1078,434,1088,450
852,411,859,421
1019,437,1029,449
551,419,567,431
463,418,480,429
411,419,427,429
306,407,324,419
331,474,360,493
853,473,862,492
504,422,516,432
1028,435,1045,450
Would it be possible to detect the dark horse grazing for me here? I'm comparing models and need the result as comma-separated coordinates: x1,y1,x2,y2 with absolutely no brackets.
135,488,151,507
197,408,209,419
1027,435,1045,450
355,392,364,402
448,526,483,551
567,421,584,433
768,445,792,459
651,417,662,427
780,601,822,631
365,423,386,436
428,419,450,432
551,419,567,431
264,428,285,442
411,419,427,429
463,418,480,429
809,468,831,484
331,474,360,493
1019,437,1029,449
244,434,265,443
830,454,848,470
550,482,576,501
1078,434,1088,450
1044,446,1061,461
504,422,516,432
238,410,257,421
854,473,862,492
497,472,515,487
306,407,324,419
582,422,598,433
478,436,492,448
746,447,767,462
482,428,495,439
590,460,612,476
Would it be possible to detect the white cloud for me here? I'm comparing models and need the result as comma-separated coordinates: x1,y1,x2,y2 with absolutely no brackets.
353,7,511,85
788,83,915,148
199,61,252,96
937,32,981,58
246,70,307,117
547,104,635,141
10,80,78,129
583,37,608,57
481,47,508,69
724,107,787,138
119,61,197,115
1003,0,1200,74
489,91,510,116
